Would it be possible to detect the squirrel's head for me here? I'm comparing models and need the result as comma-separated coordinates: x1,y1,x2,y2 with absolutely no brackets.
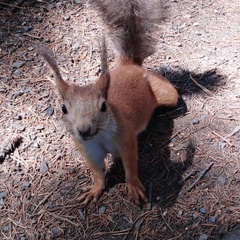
60,74,110,142
40,36,110,142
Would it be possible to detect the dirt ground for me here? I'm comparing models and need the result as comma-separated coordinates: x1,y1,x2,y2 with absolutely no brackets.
0,0,239,239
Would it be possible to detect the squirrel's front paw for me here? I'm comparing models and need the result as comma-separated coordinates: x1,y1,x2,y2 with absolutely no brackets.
127,179,148,205
78,184,104,205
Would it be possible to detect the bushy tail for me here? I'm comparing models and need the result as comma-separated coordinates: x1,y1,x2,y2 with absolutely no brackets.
91,0,166,65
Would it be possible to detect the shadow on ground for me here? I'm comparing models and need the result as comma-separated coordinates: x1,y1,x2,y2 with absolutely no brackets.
158,67,226,95
105,67,226,209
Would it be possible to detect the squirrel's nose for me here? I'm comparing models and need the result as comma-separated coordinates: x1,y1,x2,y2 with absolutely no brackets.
77,126,91,138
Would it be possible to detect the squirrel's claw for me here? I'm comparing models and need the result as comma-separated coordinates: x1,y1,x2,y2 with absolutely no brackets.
127,182,148,205
78,185,104,205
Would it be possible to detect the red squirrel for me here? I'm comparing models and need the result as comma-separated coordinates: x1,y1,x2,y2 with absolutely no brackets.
39,0,179,205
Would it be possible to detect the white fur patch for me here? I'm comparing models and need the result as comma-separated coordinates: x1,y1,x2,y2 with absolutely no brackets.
82,117,118,167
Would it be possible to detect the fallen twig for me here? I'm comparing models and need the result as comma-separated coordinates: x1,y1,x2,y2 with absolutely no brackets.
224,126,240,139
32,189,56,214
148,182,153,210
159,208,174,233
0,1,24,9
123,211,152,240
48,212,80,228
189,74,213,96
23,33,42,40
187,162,214,192
178,169,198,185
212,130,233,146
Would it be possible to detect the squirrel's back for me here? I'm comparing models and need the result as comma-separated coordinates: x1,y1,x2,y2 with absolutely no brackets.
91,0,165,65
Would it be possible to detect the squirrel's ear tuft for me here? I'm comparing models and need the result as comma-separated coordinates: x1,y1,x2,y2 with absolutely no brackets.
95,35,110,98
37,45,69,98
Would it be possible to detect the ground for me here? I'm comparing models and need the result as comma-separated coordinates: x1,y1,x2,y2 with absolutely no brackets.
0,0,239,239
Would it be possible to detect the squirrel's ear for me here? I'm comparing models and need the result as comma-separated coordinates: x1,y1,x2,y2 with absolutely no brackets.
37,45,69,98
52,72,69,98
95,35,110,98
96,73,110,99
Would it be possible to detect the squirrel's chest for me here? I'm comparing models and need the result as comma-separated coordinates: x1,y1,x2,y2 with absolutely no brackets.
83,125,119,160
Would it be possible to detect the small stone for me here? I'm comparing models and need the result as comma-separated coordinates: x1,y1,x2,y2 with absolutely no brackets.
175,42,182,47
12,61,25,68
52,227,62,238
209,216,216,223
109,187,116,195
31,219,37,224
192,2,197,7
218,175,228,186
192,213,198,220
72,43,79,51
23,25,30,31
195,31,202,36
199,233,208,240
21,111,28,119
45,106,54,116
33,142,39,148
36,124,44,131
14,123,25,132
17,200,22,206
20,237,26,240
21,181,31,190
193,22,200,27
184,14,192,19
200,207,206,214
98,206,106,214
23,87,31,94
178,210,183,217
44,38,51,43
219,141,226,149
13,178,21,186
14,115,22,120
64,15,70,21
40,161,48,173
13,69,21,76
0,191,8,199
192,118,200,125
19,230,25,234
78,209,85,220
12,90,24,98
75,0,81,3
3,225,9,232
29,134,37,141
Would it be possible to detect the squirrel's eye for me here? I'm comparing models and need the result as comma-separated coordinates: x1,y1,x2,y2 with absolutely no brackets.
100,102,107,112
62,104,68,114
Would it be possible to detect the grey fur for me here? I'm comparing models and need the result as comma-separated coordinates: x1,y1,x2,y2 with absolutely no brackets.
91,0,166,65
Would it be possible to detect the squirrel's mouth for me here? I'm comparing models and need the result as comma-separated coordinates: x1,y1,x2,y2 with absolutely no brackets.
80,130,99,141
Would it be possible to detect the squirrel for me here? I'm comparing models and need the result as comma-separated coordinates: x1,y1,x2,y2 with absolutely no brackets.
39,0,179,205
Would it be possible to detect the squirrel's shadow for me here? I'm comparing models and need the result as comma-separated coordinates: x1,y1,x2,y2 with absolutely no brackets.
157,67,226,95
106,67,225,208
